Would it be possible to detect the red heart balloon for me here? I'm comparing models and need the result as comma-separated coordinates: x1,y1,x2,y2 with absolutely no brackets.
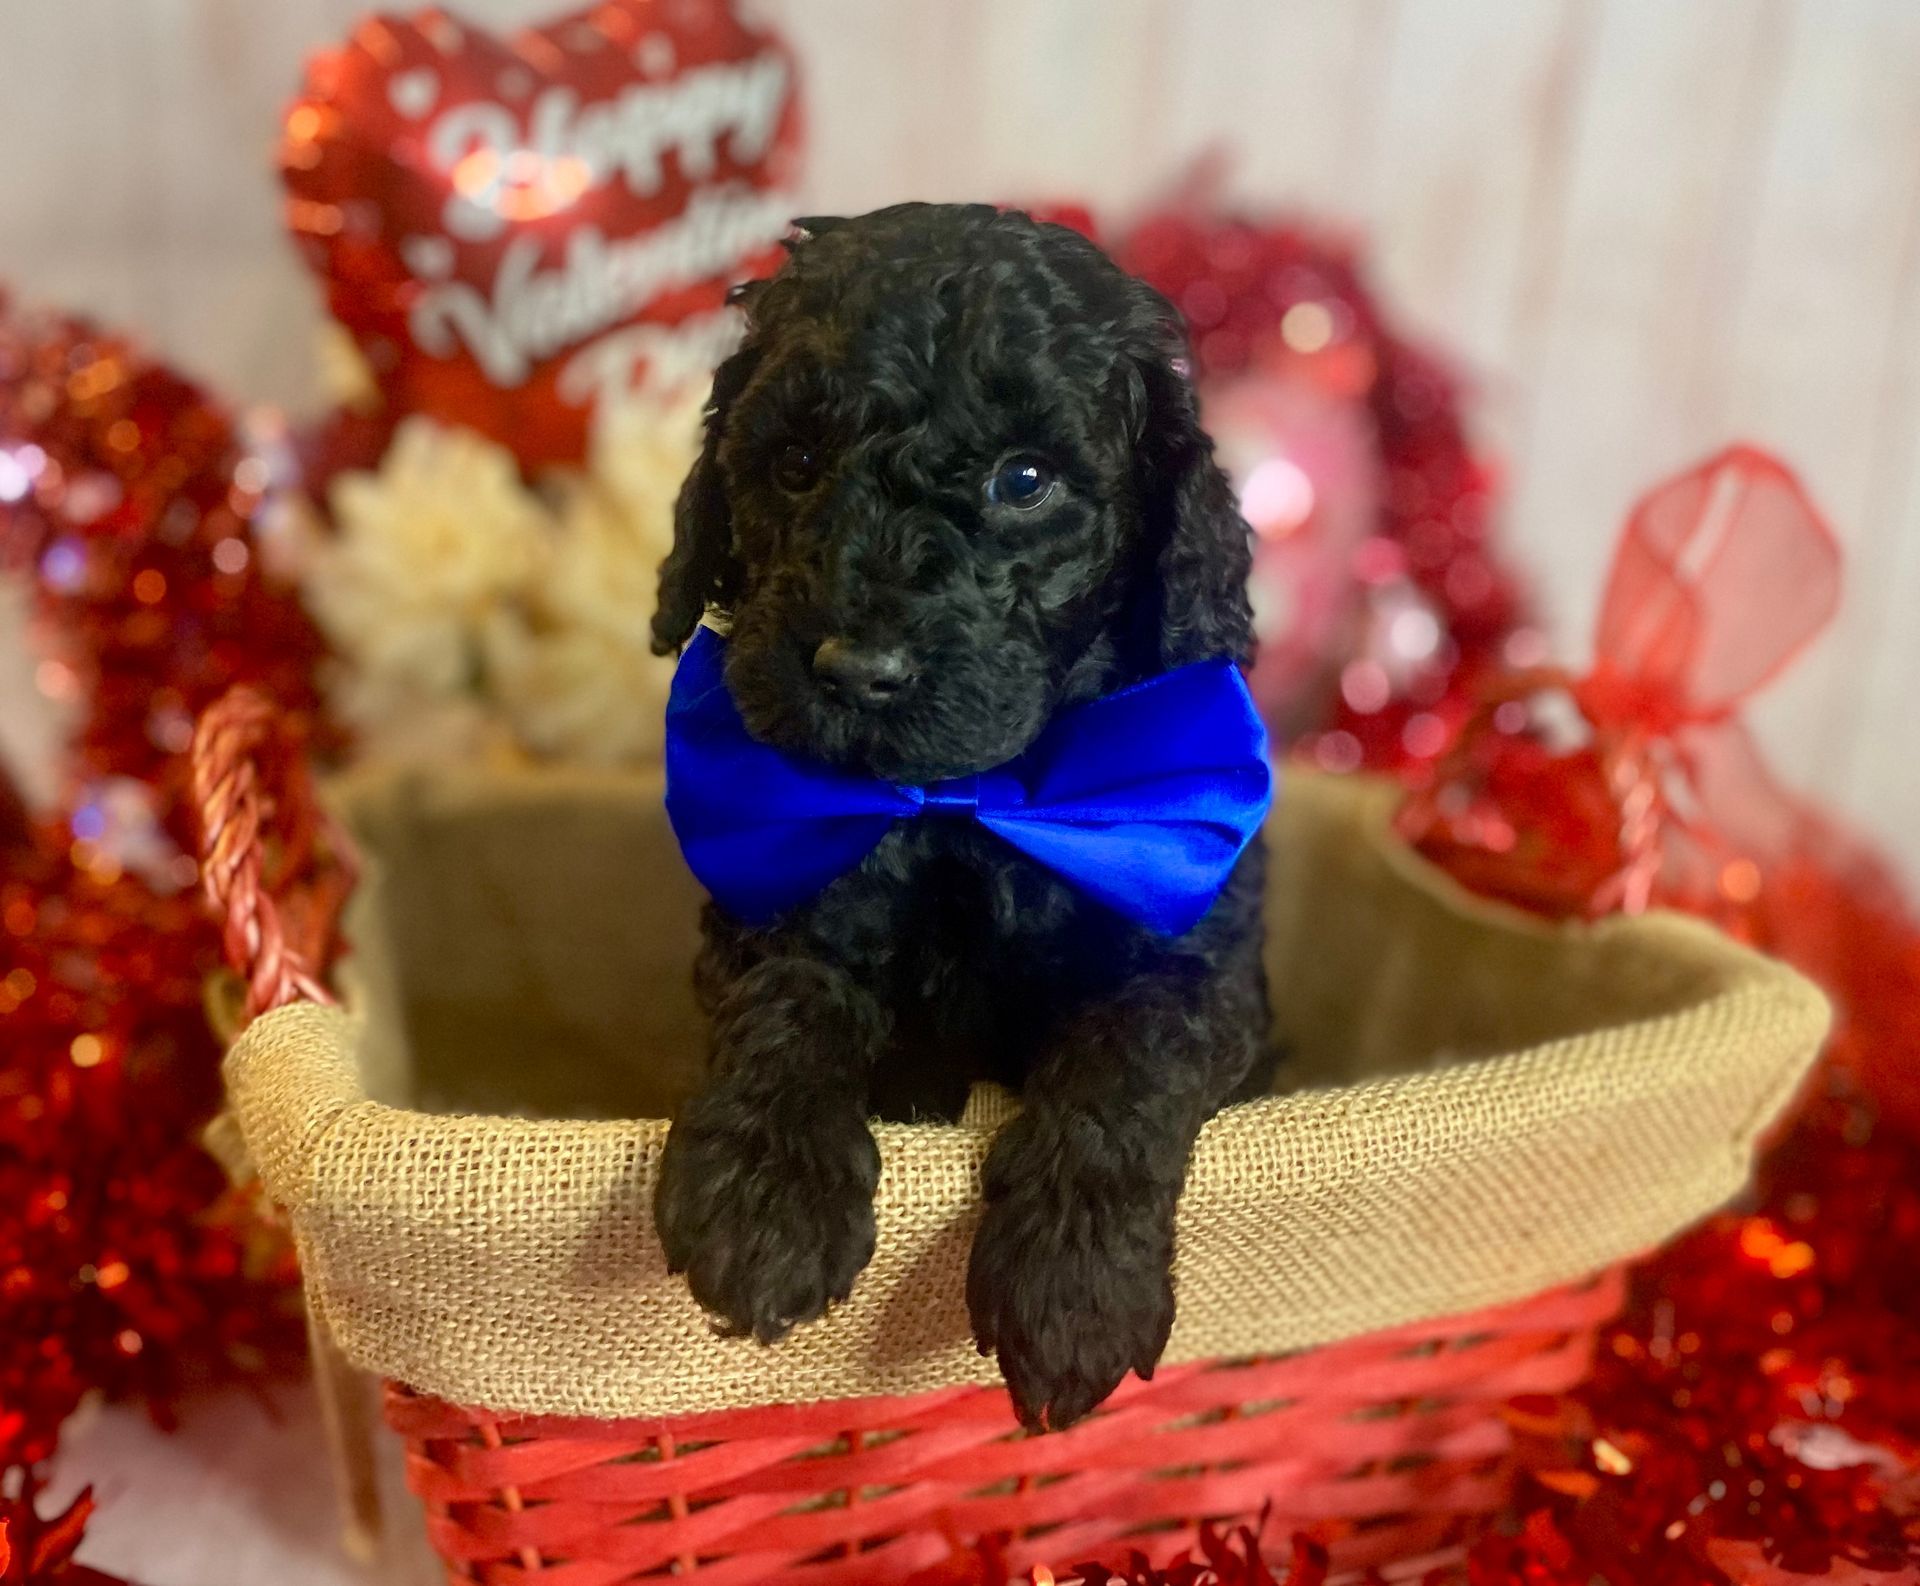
281,0,802,469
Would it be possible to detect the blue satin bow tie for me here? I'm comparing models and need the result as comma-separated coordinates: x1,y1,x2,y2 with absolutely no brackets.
663,628,1274,936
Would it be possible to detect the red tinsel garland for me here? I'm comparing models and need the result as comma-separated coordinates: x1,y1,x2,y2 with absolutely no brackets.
0,1478,107,1585
0,293,325,1569
1474,1088,1920,1584
1118,203,1525,777
1025,194,1531,775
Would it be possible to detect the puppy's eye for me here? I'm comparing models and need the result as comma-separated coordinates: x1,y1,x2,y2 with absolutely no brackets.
773,444,822,494
985,456,1056,511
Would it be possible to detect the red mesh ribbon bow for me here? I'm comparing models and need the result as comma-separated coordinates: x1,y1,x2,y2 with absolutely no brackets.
1398,446,1840,926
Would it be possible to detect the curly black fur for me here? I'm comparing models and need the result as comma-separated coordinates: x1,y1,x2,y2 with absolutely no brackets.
652,203,1273,1429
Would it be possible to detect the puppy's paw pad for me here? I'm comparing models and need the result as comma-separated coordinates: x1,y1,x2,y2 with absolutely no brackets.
654,1100,879,1343
965,1180,1175,1432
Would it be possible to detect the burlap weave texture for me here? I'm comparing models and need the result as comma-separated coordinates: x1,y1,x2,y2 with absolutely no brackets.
224,767,1829,1419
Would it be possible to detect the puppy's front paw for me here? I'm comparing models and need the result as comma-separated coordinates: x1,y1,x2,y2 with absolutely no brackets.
654,1091,880,1343
966,1119,1177,1431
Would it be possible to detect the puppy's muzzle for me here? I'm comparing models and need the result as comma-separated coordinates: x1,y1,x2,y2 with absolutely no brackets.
812,636,918,708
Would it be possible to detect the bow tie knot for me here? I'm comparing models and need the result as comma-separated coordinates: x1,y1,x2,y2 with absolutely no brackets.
917,776,985,813
664,629,1274,936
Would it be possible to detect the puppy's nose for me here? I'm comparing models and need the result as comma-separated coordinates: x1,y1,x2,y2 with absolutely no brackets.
812,637,915,706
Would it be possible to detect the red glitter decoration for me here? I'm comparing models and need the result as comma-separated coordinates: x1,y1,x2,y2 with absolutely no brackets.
0,291,322,1559
906,1520,1316,1586
1470,1090,1920,1583
280,0,803,471
0,297,327,837
0,1478,115,1585
1118,196,1525,776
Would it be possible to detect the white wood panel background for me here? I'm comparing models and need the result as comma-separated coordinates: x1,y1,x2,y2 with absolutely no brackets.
1,0,1916,869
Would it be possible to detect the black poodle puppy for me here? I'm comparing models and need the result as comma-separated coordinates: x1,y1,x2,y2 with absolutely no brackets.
651,202,1272,1430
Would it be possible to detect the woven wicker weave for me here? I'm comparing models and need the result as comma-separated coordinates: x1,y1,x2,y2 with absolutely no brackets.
385,1270,1624,1583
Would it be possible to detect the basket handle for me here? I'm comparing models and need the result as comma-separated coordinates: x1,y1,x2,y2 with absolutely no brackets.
191,685,356,1027
193,690,382,1551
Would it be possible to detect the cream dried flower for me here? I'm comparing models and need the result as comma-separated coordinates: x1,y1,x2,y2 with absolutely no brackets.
304,417,553,757
486,395,700,764
590,386,706,532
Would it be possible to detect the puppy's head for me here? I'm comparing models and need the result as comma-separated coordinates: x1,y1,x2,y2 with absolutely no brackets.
654,203,1251,783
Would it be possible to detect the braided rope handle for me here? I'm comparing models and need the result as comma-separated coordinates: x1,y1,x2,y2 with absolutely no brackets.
191,685,356,1027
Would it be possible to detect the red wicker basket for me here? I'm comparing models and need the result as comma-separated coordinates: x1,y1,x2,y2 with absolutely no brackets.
192,688,1826,1584
381,1273,1621,1584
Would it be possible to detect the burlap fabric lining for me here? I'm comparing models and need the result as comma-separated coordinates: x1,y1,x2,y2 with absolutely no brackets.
223,765,1829,1420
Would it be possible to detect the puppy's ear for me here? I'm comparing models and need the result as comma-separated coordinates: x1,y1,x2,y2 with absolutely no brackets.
1131,320,1254,669
785,215,847,250
651,344,756,655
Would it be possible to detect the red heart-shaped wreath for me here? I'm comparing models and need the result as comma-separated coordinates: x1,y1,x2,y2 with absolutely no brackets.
281,0,802,468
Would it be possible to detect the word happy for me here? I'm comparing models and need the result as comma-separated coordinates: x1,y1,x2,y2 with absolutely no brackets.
427,54,791,242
